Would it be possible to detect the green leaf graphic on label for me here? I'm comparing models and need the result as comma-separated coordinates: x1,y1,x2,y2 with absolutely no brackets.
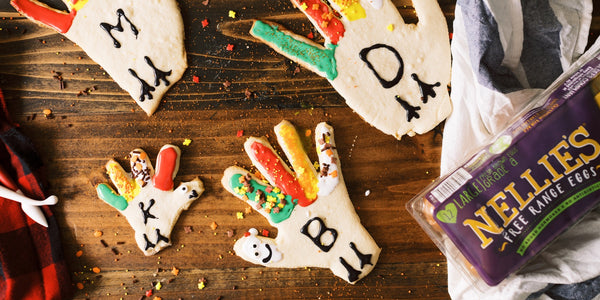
436,203,457,224
489,135,512,154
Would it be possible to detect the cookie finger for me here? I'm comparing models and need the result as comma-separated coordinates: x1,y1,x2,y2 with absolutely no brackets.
274,120,319,204
244,136,311,207
315,122,341,196
223,166,297,224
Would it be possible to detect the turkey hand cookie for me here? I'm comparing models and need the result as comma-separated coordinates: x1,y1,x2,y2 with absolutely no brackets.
96,145,203,255
222,120,381,283
250,0,451,139
11,0,187,115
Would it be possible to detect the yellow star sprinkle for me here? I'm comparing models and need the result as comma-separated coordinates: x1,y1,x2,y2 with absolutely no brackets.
300,2,308,10
236,212,244,219
387,24,394,31
183,139,192,146
228,10,236,18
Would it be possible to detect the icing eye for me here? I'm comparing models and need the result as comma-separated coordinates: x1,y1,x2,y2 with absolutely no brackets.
182,186,187,191
253,244,257,248
254,252,259,256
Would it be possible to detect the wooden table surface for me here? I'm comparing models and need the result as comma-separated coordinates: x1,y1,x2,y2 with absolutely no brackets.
1,1,599,299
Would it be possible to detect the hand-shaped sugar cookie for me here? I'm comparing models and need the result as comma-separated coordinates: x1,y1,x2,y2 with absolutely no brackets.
222,120,380,283
96,145,203,255
250,0,451,139
11,0,186,115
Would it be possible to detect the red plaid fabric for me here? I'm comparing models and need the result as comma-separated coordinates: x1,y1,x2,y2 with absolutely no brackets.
0,88,72,300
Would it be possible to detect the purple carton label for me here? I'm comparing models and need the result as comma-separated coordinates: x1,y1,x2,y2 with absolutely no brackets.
428,63,600,285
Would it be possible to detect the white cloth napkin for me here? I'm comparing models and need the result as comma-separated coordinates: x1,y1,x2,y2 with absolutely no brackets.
440,0,600,299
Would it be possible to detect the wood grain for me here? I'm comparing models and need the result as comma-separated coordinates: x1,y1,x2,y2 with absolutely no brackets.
1,0,598,299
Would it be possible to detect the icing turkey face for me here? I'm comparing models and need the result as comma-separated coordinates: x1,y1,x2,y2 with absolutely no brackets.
11,0,187,115
250,0,452,139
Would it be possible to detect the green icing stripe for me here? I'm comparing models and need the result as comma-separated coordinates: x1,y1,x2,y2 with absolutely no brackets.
97,183,128,211
231,173,296,223
252,20,338,80
517,181,600,256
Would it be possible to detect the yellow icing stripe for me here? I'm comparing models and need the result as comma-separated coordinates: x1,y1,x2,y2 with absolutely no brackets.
276,122,319,201
106,161,140,202
333,0,366,21
67,0,89,11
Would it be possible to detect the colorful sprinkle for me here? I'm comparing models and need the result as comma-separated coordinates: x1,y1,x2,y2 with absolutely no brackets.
236,212,244,219
228,10,236,18
226,44,235,51
231,173,296,223
193,75,200,83
201,19,209,28
237,130,244,137
387,24,394,31
183,139,192,146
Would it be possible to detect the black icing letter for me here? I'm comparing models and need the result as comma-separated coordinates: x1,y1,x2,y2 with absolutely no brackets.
100,8,139,48
340,257,361,282
129,68,155,102
145,56,172,87
301,217,338,252
411,73,441,104
350,242,373,268
395,96,421,122
359,44,404,89
339,242,374,282
139,199,158,225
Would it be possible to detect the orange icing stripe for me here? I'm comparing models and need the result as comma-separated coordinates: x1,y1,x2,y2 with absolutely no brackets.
277,123,319,202
250,141,312,207
106,161,139,201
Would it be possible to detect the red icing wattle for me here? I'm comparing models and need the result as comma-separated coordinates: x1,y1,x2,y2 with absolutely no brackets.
293,0,345,45
11,0,76,34
250,141,312,207
153,147,178,191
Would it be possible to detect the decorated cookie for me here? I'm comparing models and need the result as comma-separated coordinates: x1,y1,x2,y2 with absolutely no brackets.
250,0,451,139
222,120,380,283
96,145,203,255
11,0,187,115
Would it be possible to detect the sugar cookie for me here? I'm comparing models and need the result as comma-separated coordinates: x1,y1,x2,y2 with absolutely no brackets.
11,0,187,115
96,145,203,255
250,0,451,139
222,120,380,283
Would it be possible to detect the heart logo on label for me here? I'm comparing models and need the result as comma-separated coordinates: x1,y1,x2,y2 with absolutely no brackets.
436,203,457,224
